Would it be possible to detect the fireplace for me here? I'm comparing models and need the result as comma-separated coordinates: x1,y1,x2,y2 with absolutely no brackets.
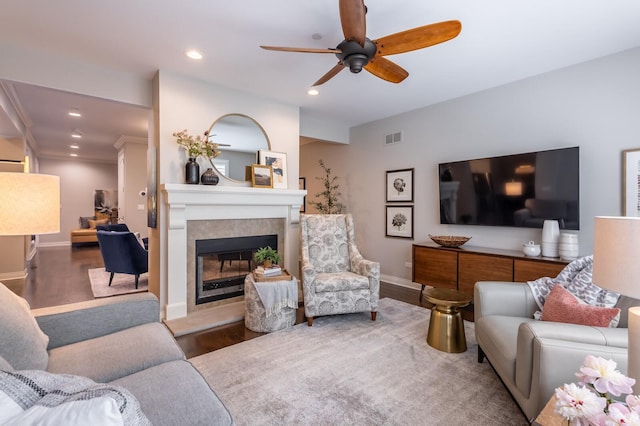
195,234,277,305
161,184,305,321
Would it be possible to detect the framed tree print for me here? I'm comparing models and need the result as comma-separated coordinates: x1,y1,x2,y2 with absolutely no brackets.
386,168,414,202
385,205,414,239
623,148,640,217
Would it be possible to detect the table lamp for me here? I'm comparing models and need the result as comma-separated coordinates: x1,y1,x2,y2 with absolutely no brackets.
0,172,60,235
592,216,640,392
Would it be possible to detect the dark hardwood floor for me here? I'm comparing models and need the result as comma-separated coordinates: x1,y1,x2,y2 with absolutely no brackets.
7,245,465,359
5,245,103,308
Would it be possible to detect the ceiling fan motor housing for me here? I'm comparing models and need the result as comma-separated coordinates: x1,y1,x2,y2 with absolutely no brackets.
336,38,376,73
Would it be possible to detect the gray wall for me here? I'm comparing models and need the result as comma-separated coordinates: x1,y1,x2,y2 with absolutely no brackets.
301,47,640,285
39,158,117,246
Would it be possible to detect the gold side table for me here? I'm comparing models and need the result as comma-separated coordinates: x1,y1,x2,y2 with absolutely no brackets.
423,287,472,353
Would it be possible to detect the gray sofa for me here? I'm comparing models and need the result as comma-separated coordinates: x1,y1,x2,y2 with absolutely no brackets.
0,282,233,425
474,281,637,422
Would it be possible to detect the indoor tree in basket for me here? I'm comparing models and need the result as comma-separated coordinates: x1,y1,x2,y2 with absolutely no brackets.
308,159,345,214
254,246,280,268
554,355,640,425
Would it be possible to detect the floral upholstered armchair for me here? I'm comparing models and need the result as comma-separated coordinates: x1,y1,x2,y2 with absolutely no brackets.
300,214,380,326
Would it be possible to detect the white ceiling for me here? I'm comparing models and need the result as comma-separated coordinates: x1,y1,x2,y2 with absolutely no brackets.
1,0,640,161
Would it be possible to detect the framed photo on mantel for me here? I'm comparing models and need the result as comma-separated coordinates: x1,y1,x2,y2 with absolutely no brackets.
259,150,288,189
251,164,273,188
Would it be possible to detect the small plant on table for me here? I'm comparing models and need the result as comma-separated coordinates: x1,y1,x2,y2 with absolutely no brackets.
254,246,280,268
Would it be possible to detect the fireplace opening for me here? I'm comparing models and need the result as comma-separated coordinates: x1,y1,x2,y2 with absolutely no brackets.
195,234,277,305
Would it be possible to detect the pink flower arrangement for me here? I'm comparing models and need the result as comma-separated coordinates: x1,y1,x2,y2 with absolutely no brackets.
555,355,640,425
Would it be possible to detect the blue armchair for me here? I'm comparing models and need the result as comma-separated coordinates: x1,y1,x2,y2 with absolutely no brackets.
97,223,148,250
96,223,130,232
96,230,148,289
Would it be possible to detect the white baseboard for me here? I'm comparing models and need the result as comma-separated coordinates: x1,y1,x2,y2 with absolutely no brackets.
38,241,71,248
380,274,423,291
0,270,27,281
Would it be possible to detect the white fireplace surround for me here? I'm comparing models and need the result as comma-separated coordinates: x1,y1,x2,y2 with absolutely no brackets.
161,184,306,320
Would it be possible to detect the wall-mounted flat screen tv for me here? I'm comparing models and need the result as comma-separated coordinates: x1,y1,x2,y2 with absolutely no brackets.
438,147,579,230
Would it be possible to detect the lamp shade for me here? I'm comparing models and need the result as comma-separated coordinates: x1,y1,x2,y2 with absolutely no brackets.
592,216,640,299
0,172,60,235
505,181,523,196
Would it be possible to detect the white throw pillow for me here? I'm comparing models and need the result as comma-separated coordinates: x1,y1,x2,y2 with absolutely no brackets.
1,395,125,426
0,370,151,426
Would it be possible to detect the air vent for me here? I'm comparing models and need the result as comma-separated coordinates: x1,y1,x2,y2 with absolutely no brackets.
384,132,402,145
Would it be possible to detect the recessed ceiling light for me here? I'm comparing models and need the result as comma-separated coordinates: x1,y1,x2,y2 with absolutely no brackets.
71,129,82,138
70,144,79,149
70,153,78,157
186,50,203,60
68,109,81,117
307,88,319,96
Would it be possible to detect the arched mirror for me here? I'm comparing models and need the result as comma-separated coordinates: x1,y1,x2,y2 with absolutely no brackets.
206,114,270,183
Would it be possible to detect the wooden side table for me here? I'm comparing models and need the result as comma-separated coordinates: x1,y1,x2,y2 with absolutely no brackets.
533,395,566,426
423,287,472,353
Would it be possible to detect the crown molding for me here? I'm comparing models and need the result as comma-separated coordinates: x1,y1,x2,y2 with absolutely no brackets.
114,135,147,150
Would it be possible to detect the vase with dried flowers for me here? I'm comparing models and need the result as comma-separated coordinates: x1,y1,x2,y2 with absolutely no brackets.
173,129,204,184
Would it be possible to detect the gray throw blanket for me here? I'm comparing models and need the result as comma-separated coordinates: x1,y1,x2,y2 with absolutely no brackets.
253,277,299,318
0,369,151,425
526,255,620,313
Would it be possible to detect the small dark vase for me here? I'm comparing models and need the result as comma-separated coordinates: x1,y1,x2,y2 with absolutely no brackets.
200,168,219,185
185,157,200,184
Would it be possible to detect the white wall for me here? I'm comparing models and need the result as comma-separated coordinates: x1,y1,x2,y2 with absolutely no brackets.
38,158,117,245
118,140,148,236
155,71,300,187
300,114,350,145
301,47,640,284
0,42,151,108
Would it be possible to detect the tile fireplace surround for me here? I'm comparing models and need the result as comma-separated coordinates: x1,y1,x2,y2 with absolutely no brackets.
161,184,306,321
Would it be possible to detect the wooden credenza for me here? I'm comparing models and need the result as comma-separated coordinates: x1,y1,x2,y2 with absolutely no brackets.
412,242,568,296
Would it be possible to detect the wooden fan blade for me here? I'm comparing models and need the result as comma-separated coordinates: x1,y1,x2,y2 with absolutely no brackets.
339,0,366,46
260,46,341,54
374,20,462,57
364,57,409,83
313,63,346,86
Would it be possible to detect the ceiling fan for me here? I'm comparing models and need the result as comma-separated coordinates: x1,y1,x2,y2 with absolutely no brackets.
260,0,461,86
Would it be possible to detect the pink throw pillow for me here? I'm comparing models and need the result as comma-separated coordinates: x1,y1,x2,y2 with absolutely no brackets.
541,285,620,327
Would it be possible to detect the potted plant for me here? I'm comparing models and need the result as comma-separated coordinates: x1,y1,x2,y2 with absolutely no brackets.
254,246,280,268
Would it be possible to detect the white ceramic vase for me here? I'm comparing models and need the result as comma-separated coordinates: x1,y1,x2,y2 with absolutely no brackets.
559,232,579,260
541,220,560,257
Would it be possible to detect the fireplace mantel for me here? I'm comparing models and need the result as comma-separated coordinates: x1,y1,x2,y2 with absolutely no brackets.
161,184,305,320
163,184,306,218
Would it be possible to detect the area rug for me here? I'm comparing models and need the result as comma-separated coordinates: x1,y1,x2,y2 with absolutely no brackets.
88,267,148,298
190,298,527,425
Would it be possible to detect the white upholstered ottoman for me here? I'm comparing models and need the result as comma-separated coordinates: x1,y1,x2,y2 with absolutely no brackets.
244,274,298,332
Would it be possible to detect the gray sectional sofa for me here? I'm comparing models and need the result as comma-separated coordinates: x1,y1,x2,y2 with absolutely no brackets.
0,282,233,425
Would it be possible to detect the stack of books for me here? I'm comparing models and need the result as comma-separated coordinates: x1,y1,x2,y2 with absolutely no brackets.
254,265,282,277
